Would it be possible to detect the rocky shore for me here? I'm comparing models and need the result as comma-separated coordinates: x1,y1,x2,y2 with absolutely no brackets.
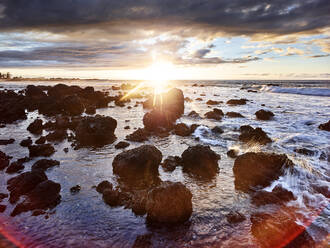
0,82,329,247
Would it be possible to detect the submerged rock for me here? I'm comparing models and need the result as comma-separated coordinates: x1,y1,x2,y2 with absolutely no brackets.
255,109,274,120
181,145,220,178
233,152,293,192
75,115,117,147
28,144,55,157
11,180,61,216
239,125,272,145
251,185,296,206
226,112,244,118
113,145,162,189
318,120,330,131
250,212,314,248
70,185,81,194
146,181,192,224
31,159,60,172
294,148,315,156
7,170,48,203
226,211,246,224
211,126,224,134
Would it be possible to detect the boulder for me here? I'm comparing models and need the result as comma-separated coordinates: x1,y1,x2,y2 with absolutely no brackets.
174,123,192,136
188,110,200,118
239,126,272,145
233,152,293,192
28,144,55,157
318,120,330,131
205,108,224,120
226,99,247,105
143,88,184,132
6,160,25,174
0,90,27,124
35,136,46,144
11,180,61,216
115,141,130,149
161,156,182,172
27,119,43,134
206,100,221,105
0,151,10,170
102,188,122,207
226,112,244,118
146,181,192,224
0,139,15,145
211,126,224,134
85,105,96,115
251,185,296,206
7,170,48,203
181,145,220,178
62,95,85,116
227,149,238,158
20,137,32,147
255,109,274,120
113,145,162,189
70,185,81,194
31,159,60,172
126,128,149,142
96,180,113,193
75,115,117,147
25,85,47,99
46,130,67,142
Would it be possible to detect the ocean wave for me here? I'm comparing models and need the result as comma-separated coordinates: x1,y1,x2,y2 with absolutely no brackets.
260,85,330,97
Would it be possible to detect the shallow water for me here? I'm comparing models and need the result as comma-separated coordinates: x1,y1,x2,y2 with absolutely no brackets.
0,80,329,247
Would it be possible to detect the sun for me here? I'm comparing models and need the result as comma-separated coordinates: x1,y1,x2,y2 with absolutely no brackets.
144,60,175,94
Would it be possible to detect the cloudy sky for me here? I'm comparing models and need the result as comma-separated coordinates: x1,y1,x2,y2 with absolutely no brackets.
0,0,330,79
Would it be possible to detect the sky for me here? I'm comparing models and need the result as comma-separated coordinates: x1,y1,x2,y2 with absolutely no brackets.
0,0,329,80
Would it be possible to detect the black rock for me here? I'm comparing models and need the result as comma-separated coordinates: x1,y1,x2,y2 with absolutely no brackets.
233,152,293,192
0,139,15,145
318,120,330,131
181,145,220,178
115,141,130,149
70,185,81,194
28,144,55,157
31,159,60,172
96,180,113,193
20,137,33,147
255,109,274,120
27,119,43,134
226,211,246,223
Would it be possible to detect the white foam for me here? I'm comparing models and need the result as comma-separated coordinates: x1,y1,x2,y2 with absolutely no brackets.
260,85,330,97
193,125,227,147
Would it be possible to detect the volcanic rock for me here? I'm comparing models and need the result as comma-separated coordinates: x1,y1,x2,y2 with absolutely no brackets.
181,145,220,178
255,109,274,120
233,152,293,192
75,115,117,147
28,144,55,157
146,181,192,224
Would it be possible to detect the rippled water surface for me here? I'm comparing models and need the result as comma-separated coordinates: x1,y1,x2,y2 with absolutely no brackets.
0,80,329,247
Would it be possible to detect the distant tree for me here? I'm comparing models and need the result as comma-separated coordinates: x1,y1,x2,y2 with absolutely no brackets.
6,72,11,79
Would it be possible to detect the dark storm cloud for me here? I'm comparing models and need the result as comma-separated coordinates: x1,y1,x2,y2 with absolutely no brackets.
1,0,330,35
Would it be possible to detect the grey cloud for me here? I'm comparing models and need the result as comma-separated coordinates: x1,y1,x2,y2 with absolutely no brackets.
1,0,329,36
